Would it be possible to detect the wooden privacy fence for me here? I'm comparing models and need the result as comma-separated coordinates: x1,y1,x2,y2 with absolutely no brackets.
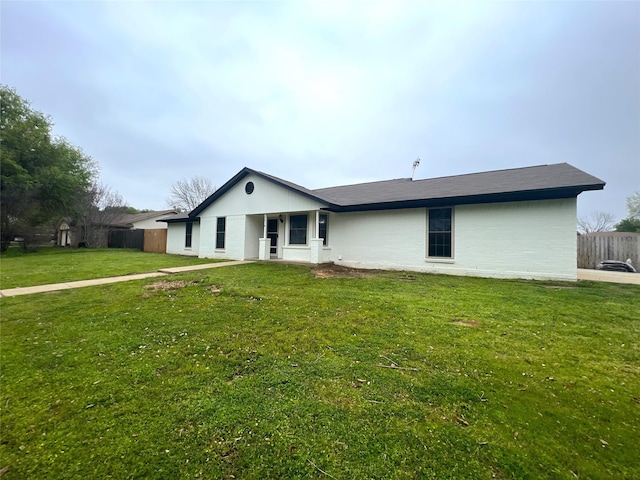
108,229,167,253
577,233,640,269
108,229,144,250
144,229,167,254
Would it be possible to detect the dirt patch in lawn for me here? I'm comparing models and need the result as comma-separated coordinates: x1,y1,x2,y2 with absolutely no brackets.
143,280,222,297
312,264,378,279
144,280,199,292
451,319,481,327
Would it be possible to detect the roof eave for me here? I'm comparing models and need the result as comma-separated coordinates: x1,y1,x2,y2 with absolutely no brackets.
325,185,604,212
161,216,201,224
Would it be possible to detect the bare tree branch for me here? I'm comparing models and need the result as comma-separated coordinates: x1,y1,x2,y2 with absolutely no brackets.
73,182,126,247
166,176,216,212
626,190,640,219
577,211,616,234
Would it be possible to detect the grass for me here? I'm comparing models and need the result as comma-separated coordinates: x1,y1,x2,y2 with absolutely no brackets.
1,260,639,479
0,248,218,289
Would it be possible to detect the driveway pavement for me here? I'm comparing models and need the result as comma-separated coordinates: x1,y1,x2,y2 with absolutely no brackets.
0,261,253,298
577,268,640,285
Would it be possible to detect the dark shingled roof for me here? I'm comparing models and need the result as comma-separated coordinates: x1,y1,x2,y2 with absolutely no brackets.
184,162,604,219
312,163,605,210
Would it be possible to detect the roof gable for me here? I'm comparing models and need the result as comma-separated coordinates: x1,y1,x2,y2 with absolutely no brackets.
190,167,338,217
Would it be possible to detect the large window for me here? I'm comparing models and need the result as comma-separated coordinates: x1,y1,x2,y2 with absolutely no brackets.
216,217,226,249
428,208,452,258
289,214,308,245
185,222,193,248
319,214,328,246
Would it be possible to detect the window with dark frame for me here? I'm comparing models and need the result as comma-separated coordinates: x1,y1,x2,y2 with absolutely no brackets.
289,214,307,245
428,208,452,258
216,217,226,249
185,222,193,248
319,214,328,246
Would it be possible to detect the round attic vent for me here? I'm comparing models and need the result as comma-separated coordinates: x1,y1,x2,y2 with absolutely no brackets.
245,181,255,194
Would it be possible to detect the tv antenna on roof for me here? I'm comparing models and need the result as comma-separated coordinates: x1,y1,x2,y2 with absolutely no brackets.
411,157,420,180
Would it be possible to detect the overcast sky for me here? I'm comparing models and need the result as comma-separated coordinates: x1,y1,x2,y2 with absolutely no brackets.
2,1,638,221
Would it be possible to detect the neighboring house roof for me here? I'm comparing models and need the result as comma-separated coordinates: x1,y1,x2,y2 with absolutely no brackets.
57,210,179,229
107,210,179,228
184,163,604,218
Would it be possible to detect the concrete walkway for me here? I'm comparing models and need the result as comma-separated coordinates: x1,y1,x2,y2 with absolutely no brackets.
577,268,640,285
0,261,254,298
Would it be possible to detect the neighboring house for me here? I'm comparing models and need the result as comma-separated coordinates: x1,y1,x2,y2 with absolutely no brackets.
109,210,179,230
57,210,178,247
162,163,604,281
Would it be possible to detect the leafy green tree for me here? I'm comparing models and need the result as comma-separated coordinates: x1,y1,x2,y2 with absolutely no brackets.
614,191,640,233
615,217,640,232
1,85,97,251
121,206,154,214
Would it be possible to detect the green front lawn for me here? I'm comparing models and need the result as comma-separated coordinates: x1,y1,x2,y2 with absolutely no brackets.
0,248,218,289
1,263,638,479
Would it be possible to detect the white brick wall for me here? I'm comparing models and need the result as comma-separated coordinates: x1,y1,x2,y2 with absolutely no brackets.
166,222,200,256
328,198,577,281
199,214,246,260
329,209,426,269
225,215,246,260
452,199,577,279
282,246,312,262
198,214,216,255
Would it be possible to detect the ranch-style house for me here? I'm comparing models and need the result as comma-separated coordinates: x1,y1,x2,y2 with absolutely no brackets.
161,163,604,281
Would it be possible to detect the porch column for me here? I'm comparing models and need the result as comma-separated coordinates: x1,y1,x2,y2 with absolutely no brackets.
259,214,270,260
310,210,323,264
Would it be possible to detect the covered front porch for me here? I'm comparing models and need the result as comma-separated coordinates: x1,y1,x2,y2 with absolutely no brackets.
246,210,331,264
